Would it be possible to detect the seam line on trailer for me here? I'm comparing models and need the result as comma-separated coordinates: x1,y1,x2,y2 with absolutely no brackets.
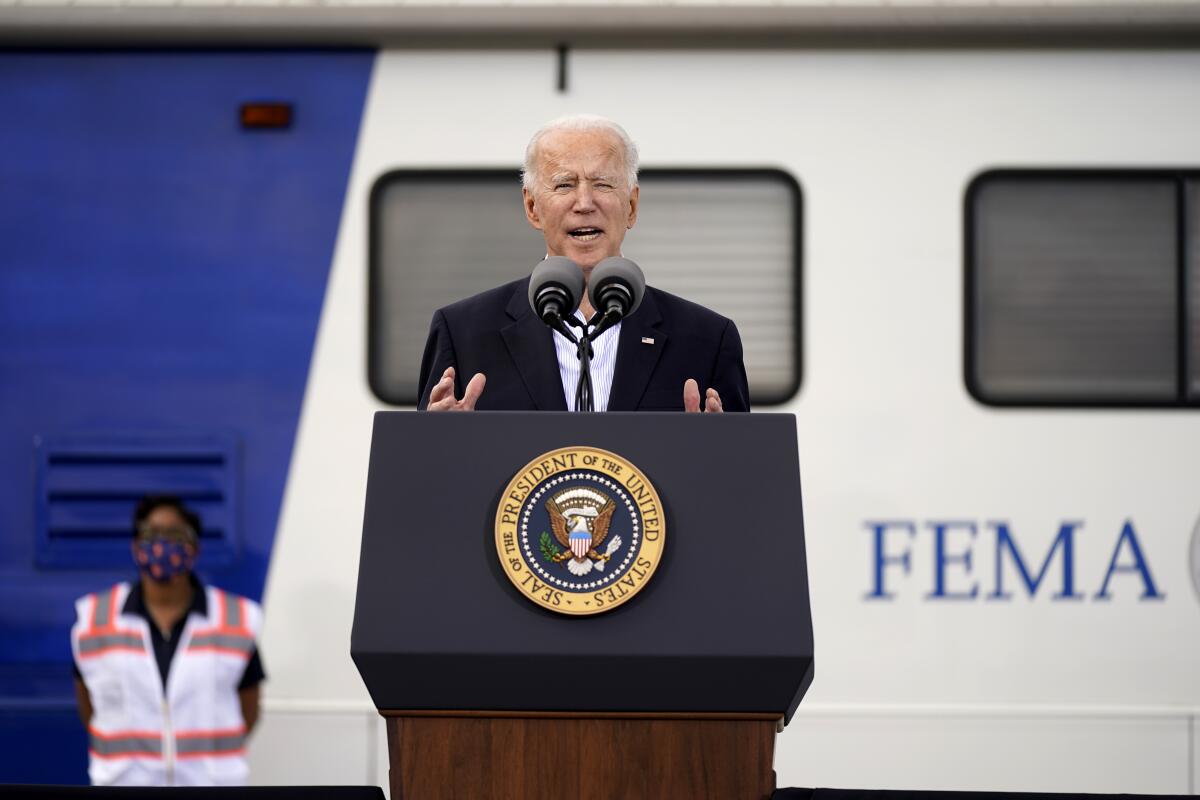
365,711,378,787
1189,713,1195,794
793,703,1200,718
257,699,1200,718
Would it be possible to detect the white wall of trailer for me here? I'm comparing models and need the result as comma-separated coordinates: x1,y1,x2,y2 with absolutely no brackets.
253,48,1200,794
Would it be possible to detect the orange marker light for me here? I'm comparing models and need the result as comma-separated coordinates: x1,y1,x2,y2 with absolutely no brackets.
240,103,293,130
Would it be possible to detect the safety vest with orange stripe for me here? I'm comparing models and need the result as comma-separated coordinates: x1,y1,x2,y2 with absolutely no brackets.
71,581,263,786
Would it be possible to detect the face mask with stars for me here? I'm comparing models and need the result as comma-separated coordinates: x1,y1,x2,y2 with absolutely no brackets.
134,538,195,583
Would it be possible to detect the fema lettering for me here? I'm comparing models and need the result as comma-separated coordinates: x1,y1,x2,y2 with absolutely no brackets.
865,520,1164,601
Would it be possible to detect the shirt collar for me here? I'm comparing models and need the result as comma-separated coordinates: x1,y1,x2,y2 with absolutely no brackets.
123,572,207,618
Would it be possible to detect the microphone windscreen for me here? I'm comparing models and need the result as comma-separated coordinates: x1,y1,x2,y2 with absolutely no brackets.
528,257,584,318
588,257,646,317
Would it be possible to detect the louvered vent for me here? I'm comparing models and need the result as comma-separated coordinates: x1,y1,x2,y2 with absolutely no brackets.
34,434,240,569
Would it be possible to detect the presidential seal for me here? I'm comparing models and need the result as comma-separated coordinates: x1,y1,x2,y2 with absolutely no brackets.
494,446,665,615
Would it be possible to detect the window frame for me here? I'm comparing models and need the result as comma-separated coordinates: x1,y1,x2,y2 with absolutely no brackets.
368,167,804,407
964,168,1195,408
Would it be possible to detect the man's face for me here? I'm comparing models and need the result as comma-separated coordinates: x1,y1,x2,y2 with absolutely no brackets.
523,128,639,277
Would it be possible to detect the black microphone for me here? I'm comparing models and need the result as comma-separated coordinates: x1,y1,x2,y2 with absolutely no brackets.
528,256,584,326
529,257,593,410
588,257,646,325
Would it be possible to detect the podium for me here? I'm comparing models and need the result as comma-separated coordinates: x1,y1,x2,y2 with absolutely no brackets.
352,411,814,799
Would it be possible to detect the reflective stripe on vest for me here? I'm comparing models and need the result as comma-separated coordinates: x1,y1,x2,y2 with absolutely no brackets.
89,729,163,759
78,632,146,656
223,592,242,629
89,728,246,760
91,587,115,630
186,590,253,656
175,728,247,758
78,586,145,658
187,633,254,654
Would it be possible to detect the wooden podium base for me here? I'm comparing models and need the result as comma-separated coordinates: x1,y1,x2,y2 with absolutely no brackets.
384,710,781,800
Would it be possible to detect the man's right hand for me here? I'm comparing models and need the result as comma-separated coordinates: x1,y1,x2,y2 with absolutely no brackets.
427,366,486,411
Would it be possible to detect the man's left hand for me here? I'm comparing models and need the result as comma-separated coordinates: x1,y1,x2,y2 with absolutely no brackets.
683,378,723,413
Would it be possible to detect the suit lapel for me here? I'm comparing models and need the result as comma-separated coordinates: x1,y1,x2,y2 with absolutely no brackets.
501,281,569,411
607,289,666,411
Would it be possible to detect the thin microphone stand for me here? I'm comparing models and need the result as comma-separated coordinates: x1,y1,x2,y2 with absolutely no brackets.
560,315,593,412
562,310,620,412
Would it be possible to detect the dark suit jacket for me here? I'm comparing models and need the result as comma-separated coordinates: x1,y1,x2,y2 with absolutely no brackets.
417,276,750,412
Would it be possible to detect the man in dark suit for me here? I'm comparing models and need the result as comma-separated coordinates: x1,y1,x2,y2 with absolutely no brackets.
417,114,749,414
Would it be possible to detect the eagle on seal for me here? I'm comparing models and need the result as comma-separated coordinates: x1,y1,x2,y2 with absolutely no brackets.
547,490,622,577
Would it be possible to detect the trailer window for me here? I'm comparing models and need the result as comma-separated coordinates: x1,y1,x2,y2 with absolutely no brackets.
967,171,1198,406
368,169,802,407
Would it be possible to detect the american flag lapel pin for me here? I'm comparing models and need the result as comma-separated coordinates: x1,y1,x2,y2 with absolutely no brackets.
641,336,655,345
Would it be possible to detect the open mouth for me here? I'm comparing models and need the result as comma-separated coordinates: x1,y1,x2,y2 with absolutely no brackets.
568,227,603,242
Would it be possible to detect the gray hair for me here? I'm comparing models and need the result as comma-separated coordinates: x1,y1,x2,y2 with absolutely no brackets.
521,114,639,191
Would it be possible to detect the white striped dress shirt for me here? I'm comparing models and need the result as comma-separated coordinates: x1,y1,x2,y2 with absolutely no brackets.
553,310,622,411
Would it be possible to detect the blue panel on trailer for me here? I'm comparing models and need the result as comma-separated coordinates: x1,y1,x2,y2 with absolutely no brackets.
0,49,374,784
0,704,89,785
